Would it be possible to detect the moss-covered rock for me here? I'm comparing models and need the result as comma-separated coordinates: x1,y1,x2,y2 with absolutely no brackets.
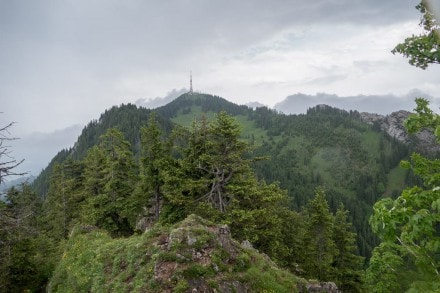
49,214,305,292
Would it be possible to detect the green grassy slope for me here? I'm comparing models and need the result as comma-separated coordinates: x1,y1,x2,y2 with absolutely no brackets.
49,215,304,293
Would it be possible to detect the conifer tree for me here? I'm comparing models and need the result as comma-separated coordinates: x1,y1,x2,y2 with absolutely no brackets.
163,112,250,219
162,112,294,263
332,204,364,292
44,159,84,239
82,128,137,236
302,187,337,281
82,146,107,198
179,112,251,213
137,113,171,222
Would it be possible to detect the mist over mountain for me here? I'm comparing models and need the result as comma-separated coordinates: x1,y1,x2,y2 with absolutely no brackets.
134,88,188,109
274,90,440,115
245,101,267,109
13,125,83,176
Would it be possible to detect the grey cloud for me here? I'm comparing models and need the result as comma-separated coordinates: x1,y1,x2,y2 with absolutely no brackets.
246,101,267,109
135,88,188,109
274,90,439,115
305,74,348,85
0,0,421,80
0,0,426,135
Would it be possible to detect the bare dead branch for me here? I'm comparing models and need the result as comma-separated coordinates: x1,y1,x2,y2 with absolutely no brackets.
0,121,26,183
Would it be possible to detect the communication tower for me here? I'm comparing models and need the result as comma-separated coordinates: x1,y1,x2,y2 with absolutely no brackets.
190,71,193,93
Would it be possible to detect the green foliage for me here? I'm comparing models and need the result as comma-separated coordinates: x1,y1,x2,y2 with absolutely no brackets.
136,112,171,222
82,128,138,236
167,111,250,214
369,11,440,287
405,97,440,144
161,112,306,272
288,188,365,291
251,105,408,258
17,92,411,290
31,92,410,262
365,242,406,293
332,204,364,292
368,99,440,291
174,279,190,292
49,215,304,292
44,159,85,240
236,253,302,290
0,184,54,292
392,1,440,69
370,7,440,287
301,187,338,281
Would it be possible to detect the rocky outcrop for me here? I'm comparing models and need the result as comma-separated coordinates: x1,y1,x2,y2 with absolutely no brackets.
50,214,307,292
360,110,439,154
303,281,339,293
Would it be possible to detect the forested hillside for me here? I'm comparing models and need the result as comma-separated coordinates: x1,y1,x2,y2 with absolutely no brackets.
3,93,437,291
2,107,368,292
31,92,410,260
2,1,438,291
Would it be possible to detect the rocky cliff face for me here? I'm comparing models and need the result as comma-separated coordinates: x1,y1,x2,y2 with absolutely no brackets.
360,110,439,155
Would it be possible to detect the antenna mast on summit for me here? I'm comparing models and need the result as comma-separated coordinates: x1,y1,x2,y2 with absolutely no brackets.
189,71,193,93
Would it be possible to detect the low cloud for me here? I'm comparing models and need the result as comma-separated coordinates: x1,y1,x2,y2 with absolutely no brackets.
274,90,440,115
135,88,188,109
10,124,83,176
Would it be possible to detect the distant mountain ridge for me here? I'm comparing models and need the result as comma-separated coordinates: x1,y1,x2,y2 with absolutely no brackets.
273,91,440,115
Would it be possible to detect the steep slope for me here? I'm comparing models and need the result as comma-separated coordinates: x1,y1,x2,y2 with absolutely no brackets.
49,215,308,293
360,110,440,155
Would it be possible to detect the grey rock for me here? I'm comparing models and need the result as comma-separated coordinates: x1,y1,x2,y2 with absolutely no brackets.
360,110,439,154
305,281,339,292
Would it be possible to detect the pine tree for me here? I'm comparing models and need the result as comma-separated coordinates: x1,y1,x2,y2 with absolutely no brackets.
163,112,250,220
332,204,364,292
302,187,337,281
44,159,84,240
82,128,138,236
137,113,171,223
162,111,299,266
190,111,250,213
82,146,107,198
226,178,293,262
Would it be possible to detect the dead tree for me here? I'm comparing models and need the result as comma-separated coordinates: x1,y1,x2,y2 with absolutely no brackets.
0,121,25,184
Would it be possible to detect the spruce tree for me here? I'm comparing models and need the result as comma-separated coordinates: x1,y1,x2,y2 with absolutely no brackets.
82,128,137,236
137,113,171,223
332,204,364,292
44,159,84,240
302,187,337,281
162,111,297,265
163,112,250,220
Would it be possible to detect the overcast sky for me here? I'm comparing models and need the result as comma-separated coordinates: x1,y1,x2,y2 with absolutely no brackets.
1,0,440,176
